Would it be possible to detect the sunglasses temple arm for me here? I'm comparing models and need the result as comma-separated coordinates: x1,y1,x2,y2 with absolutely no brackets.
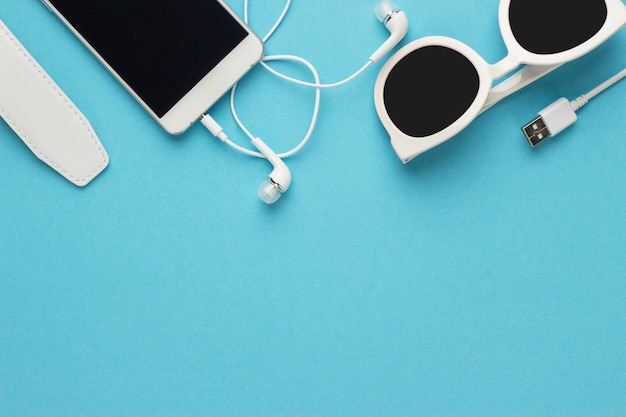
480,64,563,113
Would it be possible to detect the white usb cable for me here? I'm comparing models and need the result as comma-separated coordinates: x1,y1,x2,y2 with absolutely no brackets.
522,67,626,146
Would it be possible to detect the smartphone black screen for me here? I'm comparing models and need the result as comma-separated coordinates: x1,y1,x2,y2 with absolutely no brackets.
48,0,249,117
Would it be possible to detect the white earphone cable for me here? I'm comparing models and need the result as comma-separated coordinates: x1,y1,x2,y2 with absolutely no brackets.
222,0,380,160
226,54,321,159
259,60,374,89
244,0,373,88
245,0,291,43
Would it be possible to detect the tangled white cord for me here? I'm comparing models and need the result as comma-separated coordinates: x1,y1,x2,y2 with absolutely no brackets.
224,0,375,159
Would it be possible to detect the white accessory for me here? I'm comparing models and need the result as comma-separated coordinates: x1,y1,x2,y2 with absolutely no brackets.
251,137,292,204
0,19,108,186
522,68,626,146
203,0,408,204
373,0,626,163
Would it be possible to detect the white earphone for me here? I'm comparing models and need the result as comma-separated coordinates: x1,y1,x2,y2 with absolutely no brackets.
202,0,408,204
371,0,410,63
252,137,292,204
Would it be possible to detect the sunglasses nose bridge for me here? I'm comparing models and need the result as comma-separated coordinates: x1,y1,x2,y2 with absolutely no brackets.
488,54,520,80
482,63,562,112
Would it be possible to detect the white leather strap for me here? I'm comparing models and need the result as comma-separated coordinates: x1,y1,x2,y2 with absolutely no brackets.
0,20,108,187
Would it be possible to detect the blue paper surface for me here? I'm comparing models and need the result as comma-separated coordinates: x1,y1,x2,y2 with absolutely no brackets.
1,1,625,416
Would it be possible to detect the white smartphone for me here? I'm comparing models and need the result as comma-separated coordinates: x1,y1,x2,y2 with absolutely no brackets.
41,0,264,134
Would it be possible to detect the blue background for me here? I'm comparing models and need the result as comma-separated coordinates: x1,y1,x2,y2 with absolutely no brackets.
1,1,625,416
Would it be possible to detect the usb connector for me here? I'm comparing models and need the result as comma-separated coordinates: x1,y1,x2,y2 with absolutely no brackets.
522,97,577,147
522,115,549,147
521,68,625,147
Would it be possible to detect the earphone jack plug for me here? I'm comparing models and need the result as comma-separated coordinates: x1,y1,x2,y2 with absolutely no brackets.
201,113,228,142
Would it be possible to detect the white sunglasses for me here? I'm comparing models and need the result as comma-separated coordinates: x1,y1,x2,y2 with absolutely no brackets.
374,0,626,163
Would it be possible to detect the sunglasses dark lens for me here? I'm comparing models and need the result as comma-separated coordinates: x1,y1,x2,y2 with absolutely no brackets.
509,0,607,54
383,46,480,137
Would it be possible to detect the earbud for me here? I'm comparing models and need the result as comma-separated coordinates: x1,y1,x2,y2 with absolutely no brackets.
370,0,409,63
251,137,292,204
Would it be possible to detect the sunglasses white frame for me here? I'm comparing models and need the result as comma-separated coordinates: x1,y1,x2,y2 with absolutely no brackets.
374,0,626,163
